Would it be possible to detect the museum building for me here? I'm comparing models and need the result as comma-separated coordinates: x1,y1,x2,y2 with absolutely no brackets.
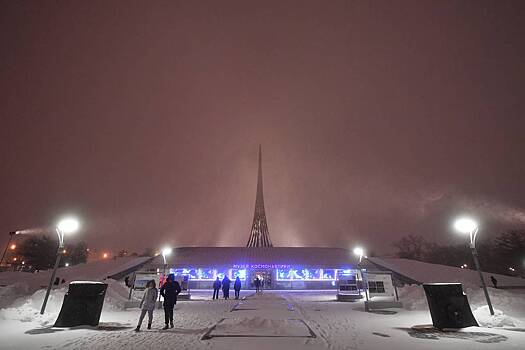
146,147,360,290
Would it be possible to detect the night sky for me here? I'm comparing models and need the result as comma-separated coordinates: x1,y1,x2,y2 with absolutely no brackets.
1,1,524,254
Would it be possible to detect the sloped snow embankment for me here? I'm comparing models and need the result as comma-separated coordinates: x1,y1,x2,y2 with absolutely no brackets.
0,256,149,310
397,284,525,328
0,279,131,327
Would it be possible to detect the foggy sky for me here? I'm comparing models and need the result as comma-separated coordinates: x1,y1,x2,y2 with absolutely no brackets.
1,0,525,255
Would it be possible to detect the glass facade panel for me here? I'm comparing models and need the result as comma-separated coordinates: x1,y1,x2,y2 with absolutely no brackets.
232,269,247,280
276,268,334,280
167,267,349,283
322,269,336,280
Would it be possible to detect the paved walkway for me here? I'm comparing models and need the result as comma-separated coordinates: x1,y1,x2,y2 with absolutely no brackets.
206,292,325,349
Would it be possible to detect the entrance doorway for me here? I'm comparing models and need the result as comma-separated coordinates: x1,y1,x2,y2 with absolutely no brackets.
250,270,273,290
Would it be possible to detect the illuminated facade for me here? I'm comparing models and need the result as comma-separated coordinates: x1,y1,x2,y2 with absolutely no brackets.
147,247,359,290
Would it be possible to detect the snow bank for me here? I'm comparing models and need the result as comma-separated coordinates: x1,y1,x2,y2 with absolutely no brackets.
0,286,66,326
0,283,33,309
0,278,131,327
0,257,148,309
397,284,525,328
473,305,523,328
103,279,132,310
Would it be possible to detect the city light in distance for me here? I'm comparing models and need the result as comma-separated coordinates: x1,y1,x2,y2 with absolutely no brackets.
65,263,69,267
103,253,108,259
10,244,16,250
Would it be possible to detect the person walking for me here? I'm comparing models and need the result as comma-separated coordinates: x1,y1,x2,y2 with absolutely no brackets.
234,276,242,300
135,280,158,332
222,275,231,299
212,277,221,300
491,275,498,288
254,277,261,293
160,273,181,330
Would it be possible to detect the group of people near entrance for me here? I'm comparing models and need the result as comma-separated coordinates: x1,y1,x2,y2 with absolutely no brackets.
213,276,242,300
135,273,181,332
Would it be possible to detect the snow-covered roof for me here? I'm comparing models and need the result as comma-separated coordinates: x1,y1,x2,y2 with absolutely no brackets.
368,257,525,288
151,247,358,268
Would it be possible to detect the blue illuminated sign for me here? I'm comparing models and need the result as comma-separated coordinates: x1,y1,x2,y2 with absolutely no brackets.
233,264,291,269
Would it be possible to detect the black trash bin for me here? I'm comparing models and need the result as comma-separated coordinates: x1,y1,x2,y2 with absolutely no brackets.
54,281,108,327
423,283,478,330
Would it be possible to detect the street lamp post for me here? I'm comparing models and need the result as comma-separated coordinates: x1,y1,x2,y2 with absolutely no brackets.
160,247,172,301
0,231,18,267
353,247,365,299
40,218,79,315
161,247,172,276
454,217,494,316
353,247,364,265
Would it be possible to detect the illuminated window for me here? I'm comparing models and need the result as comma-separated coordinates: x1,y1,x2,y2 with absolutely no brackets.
232,269,247,280
200,269,215,280
276,268,328,280
216,270,230,280
322,269,336,280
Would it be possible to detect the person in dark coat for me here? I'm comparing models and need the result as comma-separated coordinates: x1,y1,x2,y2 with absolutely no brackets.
234,277,242,300
221,276,231,299
254,277,261,293
491,275,498,288
212,277,221,300
160,273,181,329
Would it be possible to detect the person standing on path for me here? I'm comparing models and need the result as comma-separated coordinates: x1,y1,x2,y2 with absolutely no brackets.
212,277,221,300
135,280,158,332
160,273,181,329
254,277,261,293
222,275,231,299
234,276,242,299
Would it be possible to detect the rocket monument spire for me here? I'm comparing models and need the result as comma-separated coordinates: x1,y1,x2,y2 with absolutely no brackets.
246,145,273,247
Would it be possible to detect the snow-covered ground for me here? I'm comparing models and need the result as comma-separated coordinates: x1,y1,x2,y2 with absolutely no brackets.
1,257,524,349
0,285,524,349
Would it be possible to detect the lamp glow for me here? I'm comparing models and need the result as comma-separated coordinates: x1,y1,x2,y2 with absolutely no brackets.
454,217,477,234
57,218,80,234
353,247,364,258
162,247,172,257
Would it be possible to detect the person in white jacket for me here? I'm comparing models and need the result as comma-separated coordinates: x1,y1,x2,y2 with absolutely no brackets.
135,280,158,331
